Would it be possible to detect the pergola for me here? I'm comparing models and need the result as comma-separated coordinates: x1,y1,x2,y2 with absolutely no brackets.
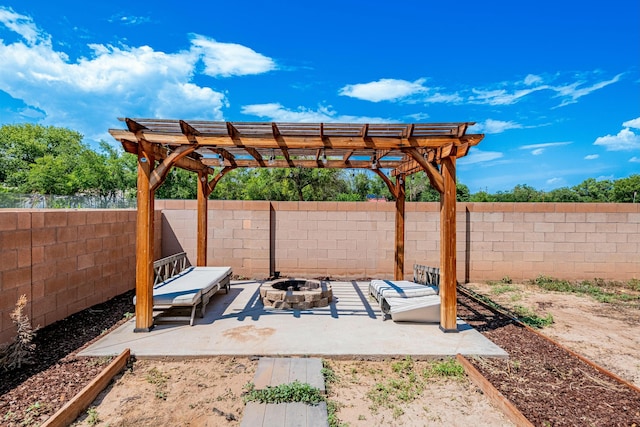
109,119,484,333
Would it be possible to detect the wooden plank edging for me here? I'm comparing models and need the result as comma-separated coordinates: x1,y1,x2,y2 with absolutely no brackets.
456,354,534,427
41,348,131,427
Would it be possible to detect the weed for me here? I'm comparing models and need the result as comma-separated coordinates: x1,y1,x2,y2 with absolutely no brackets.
391,356,414,374
146,367,170,400
242,381,323,405
358,414,366,420
501,276,512,284
529,275,640,306
367,358,424,418
0,295,37,371
22,401,46,426
491,284,517,295
86,407,100,425
123,312,134,319
326,399,349,427
3,411,16,422
509,293,523,302
424,359,465,379
86,356,113,368
393,406,405,419
512,305,554,329
322,360,338,385
146,367,169,386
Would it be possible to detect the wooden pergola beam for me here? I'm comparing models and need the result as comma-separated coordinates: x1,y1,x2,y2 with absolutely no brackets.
201,159,404,169
110,129,483,151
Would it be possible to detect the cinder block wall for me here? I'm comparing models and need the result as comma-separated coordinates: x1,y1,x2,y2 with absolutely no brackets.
462,203,639,281
157,200,270,277
156,201,639,282
0,209,162,345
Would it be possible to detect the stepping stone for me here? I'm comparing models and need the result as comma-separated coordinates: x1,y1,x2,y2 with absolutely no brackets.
241,357,328,427
241,402,329,427
253,357,325,393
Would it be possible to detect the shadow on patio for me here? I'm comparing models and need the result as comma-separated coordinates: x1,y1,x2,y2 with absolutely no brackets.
79,280,506,359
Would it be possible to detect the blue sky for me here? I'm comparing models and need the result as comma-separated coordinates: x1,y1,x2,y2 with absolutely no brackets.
0,0,638,193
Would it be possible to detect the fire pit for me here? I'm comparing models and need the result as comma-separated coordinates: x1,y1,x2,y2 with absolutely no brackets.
259,278,332,309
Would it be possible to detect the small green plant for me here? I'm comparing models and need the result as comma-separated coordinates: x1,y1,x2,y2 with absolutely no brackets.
512,305,554,329
367,357,424,418
491,284,517,295
146,367,170,400
123,312,134,319
86,407,100,425
391,356,414,374
424,358,465,379
242,381,323,405
326,399,349,427
322,360,338,385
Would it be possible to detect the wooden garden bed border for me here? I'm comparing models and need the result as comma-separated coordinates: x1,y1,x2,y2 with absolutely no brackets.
41,348,130,427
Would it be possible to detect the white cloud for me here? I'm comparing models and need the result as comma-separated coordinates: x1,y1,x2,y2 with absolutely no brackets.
241,103,391,123
520,141,571,155
546,177,563,185
457,149,503,165
108,14,151,26
339,78,427,102
524,74,543,85
584,154,599,160
552,73,622,107
190,34,276,77
623,117,640,129
0,6,47,45
629,157,640,163
468,72,622,108
471,119,523,134
594,127,640,151
0,10,276,142
469,86,548,106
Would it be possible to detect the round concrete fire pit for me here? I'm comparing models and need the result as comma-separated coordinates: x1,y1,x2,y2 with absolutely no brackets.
259,278,332,309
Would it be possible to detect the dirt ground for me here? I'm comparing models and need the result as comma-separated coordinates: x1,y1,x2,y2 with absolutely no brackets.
73,357,513,427
72,283,640,426
465,281,640,388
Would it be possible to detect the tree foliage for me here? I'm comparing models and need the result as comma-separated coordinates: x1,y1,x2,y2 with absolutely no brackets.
1,123,638,204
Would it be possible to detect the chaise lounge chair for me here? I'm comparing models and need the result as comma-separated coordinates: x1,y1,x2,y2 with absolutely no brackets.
369,271,441,323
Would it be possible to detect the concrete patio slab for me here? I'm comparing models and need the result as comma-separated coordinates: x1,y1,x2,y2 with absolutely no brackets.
79,281,507,358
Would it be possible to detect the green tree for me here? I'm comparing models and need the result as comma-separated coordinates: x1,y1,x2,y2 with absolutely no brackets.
155,168,197,199
572,178,613,202
545,187,582,202
0,124,84,189
611,174,640,203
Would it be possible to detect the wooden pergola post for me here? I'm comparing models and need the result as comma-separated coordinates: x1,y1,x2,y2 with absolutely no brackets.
394,174,406,280
439,156,457,332
134,144,155,332
197,171,208,266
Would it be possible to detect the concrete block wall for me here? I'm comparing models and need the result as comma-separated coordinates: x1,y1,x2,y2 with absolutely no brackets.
273,202,397,278
462,203,640,281
0,209,161,345
156,200,271,277
157,201,639,282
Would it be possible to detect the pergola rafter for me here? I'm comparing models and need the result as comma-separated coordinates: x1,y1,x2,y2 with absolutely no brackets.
109,118,484,334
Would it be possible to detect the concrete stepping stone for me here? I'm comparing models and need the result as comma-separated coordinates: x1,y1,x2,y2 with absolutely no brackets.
241,357,328,427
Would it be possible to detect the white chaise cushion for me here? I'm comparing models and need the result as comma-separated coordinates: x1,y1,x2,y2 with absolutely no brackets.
370,279,438,301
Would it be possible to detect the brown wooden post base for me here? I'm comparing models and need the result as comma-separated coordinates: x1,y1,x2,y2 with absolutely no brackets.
133,326,155,333
439,325,459,333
